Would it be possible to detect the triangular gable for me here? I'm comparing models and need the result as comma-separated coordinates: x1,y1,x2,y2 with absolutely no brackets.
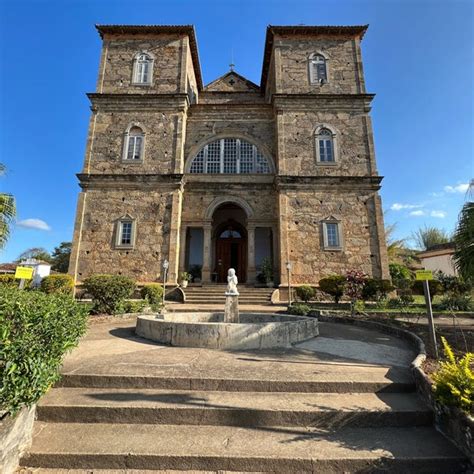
204,71,260,92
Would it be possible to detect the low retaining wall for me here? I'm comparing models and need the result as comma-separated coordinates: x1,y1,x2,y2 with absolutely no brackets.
0,406,36,474
316,311,474,465
136,312,319,350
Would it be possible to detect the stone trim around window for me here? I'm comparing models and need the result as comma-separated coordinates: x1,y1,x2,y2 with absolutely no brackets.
122,123,146,163
131,51,155,86
308,51,330,85
114,215,137,250
321,218,343,251
314,124,339,166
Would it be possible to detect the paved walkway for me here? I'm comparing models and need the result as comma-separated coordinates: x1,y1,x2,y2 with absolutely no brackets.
61,317,415,388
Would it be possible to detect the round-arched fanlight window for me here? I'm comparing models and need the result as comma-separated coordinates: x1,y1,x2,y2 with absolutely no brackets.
189,138,271,174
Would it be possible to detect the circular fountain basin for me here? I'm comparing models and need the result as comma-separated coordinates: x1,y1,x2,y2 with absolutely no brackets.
135,312,319,350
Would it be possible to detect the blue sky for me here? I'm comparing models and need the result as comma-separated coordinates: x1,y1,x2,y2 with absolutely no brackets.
0,0,472,262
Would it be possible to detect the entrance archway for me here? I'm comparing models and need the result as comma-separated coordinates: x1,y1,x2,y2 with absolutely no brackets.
212,203,247,283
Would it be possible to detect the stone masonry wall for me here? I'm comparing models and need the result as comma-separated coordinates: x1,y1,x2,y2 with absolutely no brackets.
282,188,384,284
275,36,364,94
100,35,186,94
84,111,183,175
74,188,175,282
279,109,374,176
184,108,275,170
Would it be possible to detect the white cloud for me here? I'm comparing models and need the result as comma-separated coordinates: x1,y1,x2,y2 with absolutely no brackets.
444,183,469,194
17,218,51,231
391,203,423,211
431,210,446,218
409,210,425,216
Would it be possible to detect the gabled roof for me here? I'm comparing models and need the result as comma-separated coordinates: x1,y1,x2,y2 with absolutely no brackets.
95,24,203,90
260,25,369,89
204,71,260,92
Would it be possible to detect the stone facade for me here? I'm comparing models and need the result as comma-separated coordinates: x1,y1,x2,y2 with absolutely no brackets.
70,24,389,287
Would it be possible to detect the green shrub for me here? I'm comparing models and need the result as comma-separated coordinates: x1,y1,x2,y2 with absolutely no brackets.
287,303,311,316
389,263,412,285
0,274,17,286
40,274,74,295
387,293,414,310
362,279,394,301
82,274,135,315
436,272,472,296
411,279,443,301
432,337,474,413
123,299,147,313
295,285,316,303
140,283,163,310
319,275,346,304
438,294,474,312
0,287,88,415
353,299,365,314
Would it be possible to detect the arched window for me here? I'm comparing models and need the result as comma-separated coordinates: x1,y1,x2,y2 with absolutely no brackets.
189,138,271,174
123,126,144,161
316,128,335,163
133,53,153,84
309,54,327,84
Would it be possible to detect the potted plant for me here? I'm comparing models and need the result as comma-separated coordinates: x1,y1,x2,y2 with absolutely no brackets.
261,257,274,288
179,272,191,288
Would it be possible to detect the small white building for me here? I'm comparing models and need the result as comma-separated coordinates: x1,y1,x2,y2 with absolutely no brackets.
20,258,52,287
417,243,457,276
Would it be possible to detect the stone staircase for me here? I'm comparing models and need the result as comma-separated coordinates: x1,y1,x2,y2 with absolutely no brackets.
182,285,274,306
20,373,467,472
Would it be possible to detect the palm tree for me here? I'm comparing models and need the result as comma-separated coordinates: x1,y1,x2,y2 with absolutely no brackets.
0,163,16,250
453,201,474,282
412,225,450,250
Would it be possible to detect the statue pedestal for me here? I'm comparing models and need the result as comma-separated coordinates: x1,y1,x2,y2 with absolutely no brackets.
224,294,239,323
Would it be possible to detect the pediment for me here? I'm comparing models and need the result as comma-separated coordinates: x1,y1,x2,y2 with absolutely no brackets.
204,71,260,92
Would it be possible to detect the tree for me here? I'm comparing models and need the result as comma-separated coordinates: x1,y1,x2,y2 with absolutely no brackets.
385,222,406,262
0,164,16,250
453,201,474,282
412,225,450,250
51,242,72,273
16,247,53,263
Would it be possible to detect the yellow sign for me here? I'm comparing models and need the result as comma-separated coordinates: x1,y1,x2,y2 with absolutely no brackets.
14,266,34,280
416,270,433,281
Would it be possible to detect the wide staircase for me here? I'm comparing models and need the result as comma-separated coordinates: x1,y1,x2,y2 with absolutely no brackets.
182,284,274,306
20,368,466,472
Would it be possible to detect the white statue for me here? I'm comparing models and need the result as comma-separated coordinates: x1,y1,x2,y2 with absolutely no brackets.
225,268,239,296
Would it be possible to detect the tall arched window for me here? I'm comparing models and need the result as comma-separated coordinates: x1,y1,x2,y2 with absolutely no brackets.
123,126,144,161
133,53,153,84
316,128,335,163
309,53,327,84
189,138,272,174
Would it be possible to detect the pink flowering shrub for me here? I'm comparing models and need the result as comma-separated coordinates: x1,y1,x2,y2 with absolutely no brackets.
345,269,368,315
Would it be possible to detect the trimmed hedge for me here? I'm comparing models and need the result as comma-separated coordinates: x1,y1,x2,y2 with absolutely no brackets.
411,279,443,301
319,275,346,304
0,274,17,286
295,285,316,303
0,287,88,415
82,274,135,315
40,274,74,295
140,283,163,310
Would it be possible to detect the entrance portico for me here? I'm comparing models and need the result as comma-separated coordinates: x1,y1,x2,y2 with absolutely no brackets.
180,196,275,285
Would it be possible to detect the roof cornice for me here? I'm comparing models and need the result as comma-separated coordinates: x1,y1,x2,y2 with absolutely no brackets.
95,24,203,90
260,24,369,89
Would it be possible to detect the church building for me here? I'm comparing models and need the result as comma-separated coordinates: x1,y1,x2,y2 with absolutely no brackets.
69,24,389,290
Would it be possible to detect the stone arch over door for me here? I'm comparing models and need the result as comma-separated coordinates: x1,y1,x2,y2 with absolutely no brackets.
205,196,254,220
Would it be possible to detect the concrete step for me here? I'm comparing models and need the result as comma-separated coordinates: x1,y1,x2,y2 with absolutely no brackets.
37,388,432,428
57,374,416,393
20,422,467,473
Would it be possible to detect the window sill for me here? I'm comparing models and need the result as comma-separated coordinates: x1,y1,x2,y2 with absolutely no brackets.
114,245,135,250
121,160,144,164
131,82,153,87
323,246,343,252
316,161,338,166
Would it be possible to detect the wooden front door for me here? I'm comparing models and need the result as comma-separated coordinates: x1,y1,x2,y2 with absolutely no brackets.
215,224,247,283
